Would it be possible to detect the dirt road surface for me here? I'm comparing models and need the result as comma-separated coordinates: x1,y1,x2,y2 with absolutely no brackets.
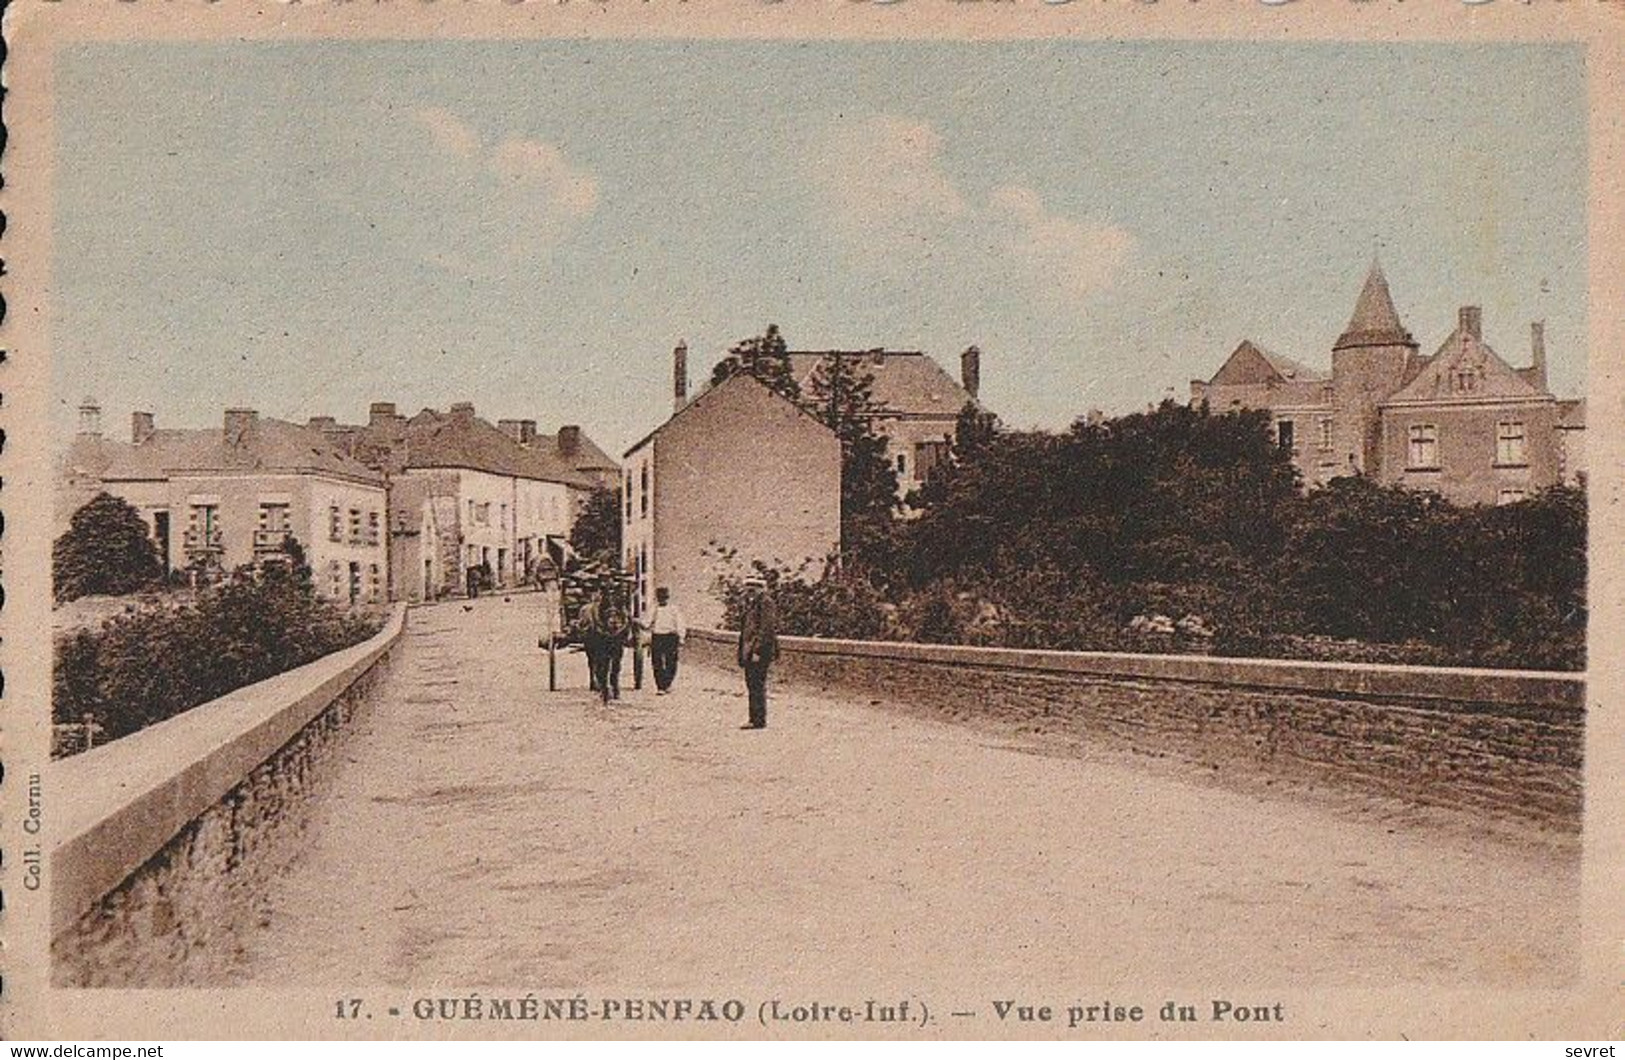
232,594,1576,991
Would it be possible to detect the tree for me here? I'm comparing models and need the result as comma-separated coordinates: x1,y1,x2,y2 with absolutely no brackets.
804,352,901,574
709,324,801,403
53,492,164,603
570,486,622,566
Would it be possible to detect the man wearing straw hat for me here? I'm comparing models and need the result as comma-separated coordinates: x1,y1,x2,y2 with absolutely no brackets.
736,574,779,730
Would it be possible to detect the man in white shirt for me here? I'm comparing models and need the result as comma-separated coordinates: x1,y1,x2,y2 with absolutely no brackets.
646,587,688,695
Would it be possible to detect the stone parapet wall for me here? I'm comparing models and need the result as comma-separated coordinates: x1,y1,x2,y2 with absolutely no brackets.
688,630,1584,831
50,606,407,985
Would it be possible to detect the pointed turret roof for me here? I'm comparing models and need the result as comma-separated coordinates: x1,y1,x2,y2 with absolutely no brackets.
1334,260,1416,351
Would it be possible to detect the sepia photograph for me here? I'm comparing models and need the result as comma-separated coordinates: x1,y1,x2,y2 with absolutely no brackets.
3,3,1621,1042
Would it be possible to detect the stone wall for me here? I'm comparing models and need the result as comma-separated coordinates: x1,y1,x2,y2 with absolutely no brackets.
688,631,1585,831
50,607,406,986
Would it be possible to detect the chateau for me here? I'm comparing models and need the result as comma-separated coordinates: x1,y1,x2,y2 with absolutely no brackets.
1190,263,1586,506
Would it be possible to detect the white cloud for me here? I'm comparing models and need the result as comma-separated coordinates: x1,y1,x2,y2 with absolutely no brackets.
405,106,600,270
988,183,1135,299
414,106,480,161
807,115,968,254
807,115,1133,304
488,137,600,218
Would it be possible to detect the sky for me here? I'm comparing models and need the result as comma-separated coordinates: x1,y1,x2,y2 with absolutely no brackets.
54,39,1587,455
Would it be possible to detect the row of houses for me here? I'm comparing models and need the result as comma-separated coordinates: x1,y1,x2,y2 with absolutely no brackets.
55,267,1587,621
58,399,618,606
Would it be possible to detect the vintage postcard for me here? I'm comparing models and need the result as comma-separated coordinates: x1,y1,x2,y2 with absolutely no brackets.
1,0,1622,1041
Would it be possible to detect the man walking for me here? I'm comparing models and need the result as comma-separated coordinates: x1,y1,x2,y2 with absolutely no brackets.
645,587,687,695
736,576,778,730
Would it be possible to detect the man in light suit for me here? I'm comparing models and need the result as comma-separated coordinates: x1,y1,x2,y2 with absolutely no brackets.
736,576,779,730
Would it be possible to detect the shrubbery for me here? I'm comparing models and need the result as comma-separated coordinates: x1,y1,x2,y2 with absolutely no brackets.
717,402,1586,672
53,547,382,753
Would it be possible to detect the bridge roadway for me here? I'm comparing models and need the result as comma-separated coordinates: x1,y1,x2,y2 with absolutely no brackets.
232,593,1576,989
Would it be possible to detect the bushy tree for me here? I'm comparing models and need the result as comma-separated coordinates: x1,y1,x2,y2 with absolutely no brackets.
53,493,163,603
570,486,622,566
804,352,901,574
709,324,801,403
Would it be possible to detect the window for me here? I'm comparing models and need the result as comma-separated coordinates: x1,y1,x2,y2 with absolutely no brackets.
1498,489,1527,506
500,503,508,530
1276,420,1295,452
367,510,381,546
640,466,650,518
258,503,291,533
187,504,221,554
896,454,908,475
349,507,363,543
1407,424,1439,469
1451,366,1483,394
1318,418,1333,450
257,502,292,554
1496,421,1527,466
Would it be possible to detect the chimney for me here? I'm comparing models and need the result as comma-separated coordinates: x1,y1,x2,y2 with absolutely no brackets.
369,401,398,427
961,345,982,399
307,415,338,431
449,402,476,422
77,396,102,437
1530,320,1548,389
497,419,524,442
1458,306,1483,340
558,425,582,457
519,419,538,447
673,340,689,411
131,411,155,445
224,408,258,448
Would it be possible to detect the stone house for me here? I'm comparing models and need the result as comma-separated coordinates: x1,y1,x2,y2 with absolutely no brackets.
622,372,842,629
666,341,986,504
787,346,985,499
81,407,388,604
1190,262,1586,505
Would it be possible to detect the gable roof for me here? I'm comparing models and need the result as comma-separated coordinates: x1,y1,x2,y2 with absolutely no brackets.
625,370,834,458
1384,320,1547,406
59,433,127,482
787,349,978,418
1208,340,1328,386
532,429,619,474
398,411,595,487
1334,260,1417,351
102,419,383,484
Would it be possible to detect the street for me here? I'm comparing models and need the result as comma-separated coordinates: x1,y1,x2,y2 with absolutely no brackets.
231,593,1577,990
